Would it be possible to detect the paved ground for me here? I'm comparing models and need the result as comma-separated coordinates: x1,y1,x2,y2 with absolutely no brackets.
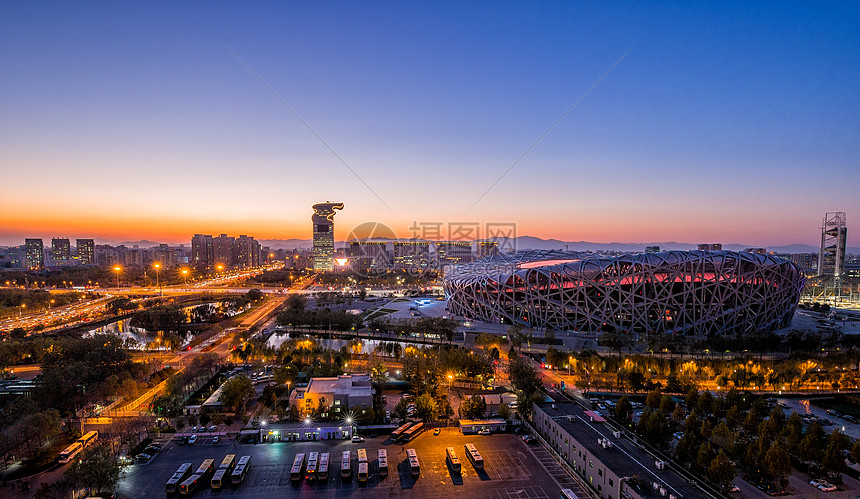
117,428,563,498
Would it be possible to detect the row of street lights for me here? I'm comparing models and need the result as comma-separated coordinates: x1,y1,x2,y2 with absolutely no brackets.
111,263,194,289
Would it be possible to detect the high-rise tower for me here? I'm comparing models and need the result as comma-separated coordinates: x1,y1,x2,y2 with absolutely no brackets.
312,202,344,271
818,212,847,278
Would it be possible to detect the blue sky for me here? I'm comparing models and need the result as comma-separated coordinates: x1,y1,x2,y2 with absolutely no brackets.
1,1,858,246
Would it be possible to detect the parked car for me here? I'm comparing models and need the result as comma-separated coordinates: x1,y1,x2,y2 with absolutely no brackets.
188,435,198,445
135,453,152,462
478,429,491,435
433,428,441,436
352,435,364,443
209,425,217,432
178,436,188,445
190,426,197,433
212,436,220,444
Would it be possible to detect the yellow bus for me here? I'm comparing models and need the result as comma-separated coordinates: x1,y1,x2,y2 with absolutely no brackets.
290,453,306,482
357,448,367,464
465,443,484,470
166,463,193,494
178,474,201,495
406,448,420,477
77,431,98,448
446,447,461,474
402,422,424,442
377,449,388,478
195,459,215,479
341,450,351,479
58,442,83,464
318,452,330,481
391,422,412,442
357,462,369,483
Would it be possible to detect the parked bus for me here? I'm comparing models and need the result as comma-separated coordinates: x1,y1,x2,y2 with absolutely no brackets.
377,449,388,478
391,423,412,442
406,448,420,476
446,447,462,474
318,452,330,481
210,454,236,489
465,443,483,470
356,448,367,464
77,431,98,448
306,452,319,481
178,474,201,496
165,463,193,494
58,442,83,464
230,456,251,486
290,453,306,482
357,462,369,483
402,422,424,442
341,450,351,479
195,459,216,480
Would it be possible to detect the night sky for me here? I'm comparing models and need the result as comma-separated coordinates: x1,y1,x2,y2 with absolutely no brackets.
1,1,858,246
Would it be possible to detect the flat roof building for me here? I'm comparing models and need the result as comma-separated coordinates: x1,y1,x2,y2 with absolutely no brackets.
289,374,372,418
25,238,44,270
533,401,702,499
76,239,95,265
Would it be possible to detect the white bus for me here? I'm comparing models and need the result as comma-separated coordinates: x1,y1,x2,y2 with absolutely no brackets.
306,452,319,481
179,474,201,496
446,447,461,474
341,450,351,479
290,453,306,482
58,442,83,464
230,456,251,486
357,448,368,464
77,431,98,448
377,449,388,478
166,463,193,494
357,462,369,483
406,448,420,477
318,452,330,481
465,443,484,470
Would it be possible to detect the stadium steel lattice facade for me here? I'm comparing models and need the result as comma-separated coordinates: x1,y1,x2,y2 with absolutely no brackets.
443,250,806,336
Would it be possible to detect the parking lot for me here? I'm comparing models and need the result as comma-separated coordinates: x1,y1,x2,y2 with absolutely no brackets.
117,427,564,498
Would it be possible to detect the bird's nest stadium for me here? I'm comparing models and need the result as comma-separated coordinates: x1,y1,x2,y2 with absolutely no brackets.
443,250,806,336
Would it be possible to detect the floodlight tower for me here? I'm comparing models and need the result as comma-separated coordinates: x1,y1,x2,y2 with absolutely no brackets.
818,212,847,279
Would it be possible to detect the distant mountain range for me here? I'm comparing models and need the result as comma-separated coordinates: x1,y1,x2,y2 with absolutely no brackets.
56,236,858,255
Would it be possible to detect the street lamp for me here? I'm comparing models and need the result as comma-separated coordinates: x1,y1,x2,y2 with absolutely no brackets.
181,268,189,286
153,263,162,295
19,303,25,317
113,265,122,288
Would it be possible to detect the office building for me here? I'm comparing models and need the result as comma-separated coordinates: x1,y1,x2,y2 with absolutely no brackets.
312,202,344,271
51,238,71,261
289,374,373,417
393,240,430,271
25,239,44,270
697,243,722,251
76,239,95,265
347,240,388,273
191,234,214,269
436,241,472,268
819,211,847,278
644,246,660,253
475,240,500,259
235,235,261,268
533,401,702,499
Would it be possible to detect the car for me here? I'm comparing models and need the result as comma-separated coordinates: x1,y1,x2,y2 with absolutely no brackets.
729,484,740,493
147,443,161,451
212,436,220,444
351,435,364,443
198,426,207,432
478,429,491,435
434,428,441,436
188,435,198,445
190,426,197,432
209,425,217,432
135,453,152,462
178,436,188,445
818,483,837,492
143,446,159,455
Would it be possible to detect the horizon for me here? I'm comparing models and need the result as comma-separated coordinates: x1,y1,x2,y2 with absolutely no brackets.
2,2,858,247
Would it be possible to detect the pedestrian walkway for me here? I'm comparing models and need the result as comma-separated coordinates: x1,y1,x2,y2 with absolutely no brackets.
526,443,590,498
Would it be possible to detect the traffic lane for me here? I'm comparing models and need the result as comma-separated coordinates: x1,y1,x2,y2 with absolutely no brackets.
776,398,860,440
117,429,559,498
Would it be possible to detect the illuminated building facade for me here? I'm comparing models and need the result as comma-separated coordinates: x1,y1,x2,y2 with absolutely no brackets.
445,250,805,336
51,238,71,261
25,238,44,270
76,239,95,265
312,202,344,271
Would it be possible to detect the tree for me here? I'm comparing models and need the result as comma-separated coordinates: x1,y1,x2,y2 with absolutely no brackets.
708,451,736,491
508,355,541,395
393,397,410,421
823,430,850,474
66,444,123,495
219,375,254,414
696,442,716,472
497,403,512,421
615,395,633,422
415,392,439,421
460,395,487,419
763,444,791,484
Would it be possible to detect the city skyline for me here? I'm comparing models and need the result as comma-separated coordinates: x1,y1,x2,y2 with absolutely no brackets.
2,2,859,247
